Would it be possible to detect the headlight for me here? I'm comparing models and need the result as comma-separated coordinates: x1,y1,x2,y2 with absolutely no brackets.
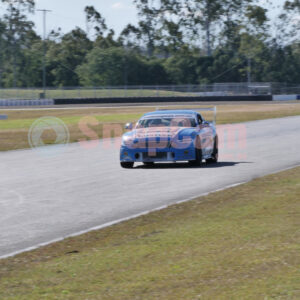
122,135,134,146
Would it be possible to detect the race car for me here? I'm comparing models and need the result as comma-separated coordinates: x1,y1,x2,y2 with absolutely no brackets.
120,108,218,168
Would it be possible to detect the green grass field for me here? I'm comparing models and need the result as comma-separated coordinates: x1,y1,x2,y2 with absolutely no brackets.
0,88,190,100
1,102,300,151
0,166,299,299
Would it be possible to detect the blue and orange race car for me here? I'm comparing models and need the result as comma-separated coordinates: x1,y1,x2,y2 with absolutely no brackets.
120,108,218,168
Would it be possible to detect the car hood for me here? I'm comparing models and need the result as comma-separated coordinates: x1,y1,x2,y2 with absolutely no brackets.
127,127,197,140
135,127,180,139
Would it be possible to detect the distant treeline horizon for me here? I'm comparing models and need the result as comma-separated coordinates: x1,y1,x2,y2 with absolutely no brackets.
0,0,299,88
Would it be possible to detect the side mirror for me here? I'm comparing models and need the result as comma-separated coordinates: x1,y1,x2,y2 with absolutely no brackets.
125,123,133,130
199,121,209,128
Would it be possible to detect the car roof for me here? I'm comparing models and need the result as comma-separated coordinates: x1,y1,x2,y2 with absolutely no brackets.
143,110,198,117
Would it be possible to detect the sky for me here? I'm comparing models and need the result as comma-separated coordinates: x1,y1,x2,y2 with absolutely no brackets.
0,0,288,38
32,0,138,37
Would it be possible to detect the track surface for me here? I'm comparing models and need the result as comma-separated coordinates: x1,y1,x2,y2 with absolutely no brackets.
1,116,300,258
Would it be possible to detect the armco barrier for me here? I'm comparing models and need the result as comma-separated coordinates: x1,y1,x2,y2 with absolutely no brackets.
54,95,273,105
0,99,54,107
273,95,299,101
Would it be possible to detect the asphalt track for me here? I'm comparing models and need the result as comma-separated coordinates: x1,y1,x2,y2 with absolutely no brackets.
0,116,300,258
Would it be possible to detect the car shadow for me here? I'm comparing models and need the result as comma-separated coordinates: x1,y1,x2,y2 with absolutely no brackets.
135,161,253,169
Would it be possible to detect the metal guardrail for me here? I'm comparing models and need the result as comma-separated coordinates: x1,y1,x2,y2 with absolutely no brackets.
0,99,54,106
0,83,299,100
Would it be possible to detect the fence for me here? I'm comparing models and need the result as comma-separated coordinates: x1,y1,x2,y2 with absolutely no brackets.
0,83,300,100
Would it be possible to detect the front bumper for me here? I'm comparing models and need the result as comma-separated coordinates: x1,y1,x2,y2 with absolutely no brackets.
120,146,196,162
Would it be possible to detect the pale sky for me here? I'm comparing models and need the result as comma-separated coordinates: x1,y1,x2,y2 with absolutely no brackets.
32,0,138,36
0,0,288,38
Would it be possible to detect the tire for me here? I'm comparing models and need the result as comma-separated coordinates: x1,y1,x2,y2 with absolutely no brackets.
121,162,134,169
189,137,203,166
206,136,219,164
143,162,155,167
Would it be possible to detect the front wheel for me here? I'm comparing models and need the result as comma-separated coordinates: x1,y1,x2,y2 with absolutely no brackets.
189,137,203,166
121,162,134,169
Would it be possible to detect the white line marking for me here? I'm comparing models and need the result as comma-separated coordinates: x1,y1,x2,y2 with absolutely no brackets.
1,163,300,260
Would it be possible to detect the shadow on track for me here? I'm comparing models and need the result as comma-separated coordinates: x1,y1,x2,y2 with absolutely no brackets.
135,162,253,169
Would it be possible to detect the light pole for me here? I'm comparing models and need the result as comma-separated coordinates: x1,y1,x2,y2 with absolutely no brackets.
37,9,51,98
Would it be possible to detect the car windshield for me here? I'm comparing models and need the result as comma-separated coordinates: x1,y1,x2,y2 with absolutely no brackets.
137,117,197,128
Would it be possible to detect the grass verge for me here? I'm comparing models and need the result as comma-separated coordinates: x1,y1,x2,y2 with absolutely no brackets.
0,102,300,151
0,167,299,299
0,88,190,100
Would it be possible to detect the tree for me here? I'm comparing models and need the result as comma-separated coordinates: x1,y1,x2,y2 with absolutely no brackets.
157,19,184,56
284,0,300,11
85,6,119,49
244,5,268,33
1,0,36,87
164,48,202,84
283,0,300,41
133,0,162,57
77,47,169,86
143,59,170,84
155,0,185,56
119,24,141,50
185,0,223,56
47,28,92,86
84,6,107,38
77,47,140,86
0,0,299,88
262,43,300,83
94,29,121,49
21,38,44,86
219,0,251,48
0,20,7,87
123,0,184,57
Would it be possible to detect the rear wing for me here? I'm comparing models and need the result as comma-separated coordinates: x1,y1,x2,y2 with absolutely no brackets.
156,106,217,125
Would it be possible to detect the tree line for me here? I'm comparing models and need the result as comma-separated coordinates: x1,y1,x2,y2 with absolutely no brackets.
0,0,299,88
